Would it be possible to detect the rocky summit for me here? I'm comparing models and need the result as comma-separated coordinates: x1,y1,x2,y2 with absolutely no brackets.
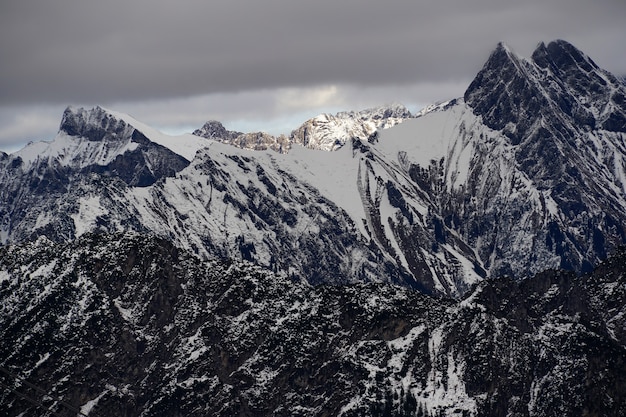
1,40,626,416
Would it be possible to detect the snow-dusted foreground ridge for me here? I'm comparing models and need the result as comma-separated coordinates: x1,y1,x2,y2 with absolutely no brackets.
0,233,624,416
1,41,626,296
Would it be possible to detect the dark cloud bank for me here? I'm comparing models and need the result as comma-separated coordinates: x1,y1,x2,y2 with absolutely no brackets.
0,0,624,150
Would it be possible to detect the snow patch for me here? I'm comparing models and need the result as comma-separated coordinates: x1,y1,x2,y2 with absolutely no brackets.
71,196,108,237
34,352,50,368
79,389,108,416
282,144,368,236
0,270,9,284
441,243,482,287
114,298,134,322
421,325,477,415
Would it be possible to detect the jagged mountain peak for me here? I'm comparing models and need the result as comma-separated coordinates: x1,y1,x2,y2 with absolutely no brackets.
59,105,140,142
463,41,538,144
470,41,526,76
338,102,413,120
10,105,192,189
464,41,527,94
192,119,242,141
13,105,144,169
533,39,626,132
492,40,517,57
290,103,412,151
531,39,600,74
465,39,626,143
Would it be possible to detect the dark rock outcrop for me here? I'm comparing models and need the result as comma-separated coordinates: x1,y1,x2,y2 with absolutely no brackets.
0,234,624,416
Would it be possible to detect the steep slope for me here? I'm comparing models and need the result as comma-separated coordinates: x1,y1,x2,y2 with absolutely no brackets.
369,39,626,282
64,125,488,294
1,40,625,297
1,108,478,295
0,233,624,416
0,106,210,245
458,40,626,275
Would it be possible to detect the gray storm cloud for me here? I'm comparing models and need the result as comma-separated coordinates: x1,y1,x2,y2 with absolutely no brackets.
0,0,624,151
2,0,624,105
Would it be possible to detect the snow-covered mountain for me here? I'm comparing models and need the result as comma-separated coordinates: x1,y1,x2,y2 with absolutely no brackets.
1,233,624,416
2,38,626,417
458,40,626,276
289,103,413,151
192,103,413,153
12,105,209,182
0,104,482,295
1,40,625,298
0,104,473,294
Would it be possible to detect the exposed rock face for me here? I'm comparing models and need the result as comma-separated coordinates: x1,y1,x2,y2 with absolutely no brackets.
228,131,291,153
465,40,626,144
192,120,243,142
290,103,413,151
59,106,190,185
193,121,292,153
0,233,624,416
458,39,626,277
192,104,413,153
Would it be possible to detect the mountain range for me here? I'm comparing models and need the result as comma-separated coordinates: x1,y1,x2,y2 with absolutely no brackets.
1,39,625,416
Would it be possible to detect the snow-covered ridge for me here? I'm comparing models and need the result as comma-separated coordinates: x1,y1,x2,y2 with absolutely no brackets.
104,107,210,161
192,103,414,153
14,106,139,168
414,99,458,118
13,106,211,167
290,103,413,151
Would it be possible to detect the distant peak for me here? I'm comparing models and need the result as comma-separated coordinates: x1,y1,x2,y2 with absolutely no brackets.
329,103,412,120
360,103,413,119
193,120,242,140
196,120,227,132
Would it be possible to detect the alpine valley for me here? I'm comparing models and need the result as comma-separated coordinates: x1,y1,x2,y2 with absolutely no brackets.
1,40,625,416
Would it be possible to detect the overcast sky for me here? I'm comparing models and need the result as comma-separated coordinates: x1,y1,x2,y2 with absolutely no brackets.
1,0,625,152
